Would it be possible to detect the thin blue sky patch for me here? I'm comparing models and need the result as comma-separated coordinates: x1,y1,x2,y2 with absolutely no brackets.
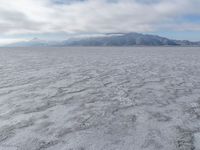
52,0,85,5
135,0,161,4
183,15,200,23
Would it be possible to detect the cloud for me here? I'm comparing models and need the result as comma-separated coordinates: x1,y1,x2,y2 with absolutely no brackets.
0,38,28,46
0,0,199,35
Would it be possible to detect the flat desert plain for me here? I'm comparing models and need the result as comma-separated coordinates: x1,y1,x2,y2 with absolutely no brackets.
0,47,200,150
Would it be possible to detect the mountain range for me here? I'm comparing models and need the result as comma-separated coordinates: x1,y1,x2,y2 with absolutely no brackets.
6,33,200,47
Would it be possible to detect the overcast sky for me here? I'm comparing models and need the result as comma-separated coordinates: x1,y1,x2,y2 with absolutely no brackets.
0,0,200,44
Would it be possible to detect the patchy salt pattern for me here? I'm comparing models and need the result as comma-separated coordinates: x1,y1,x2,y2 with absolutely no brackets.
0,47,200,150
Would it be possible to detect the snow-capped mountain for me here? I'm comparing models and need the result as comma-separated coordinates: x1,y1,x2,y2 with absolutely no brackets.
6,33,200,47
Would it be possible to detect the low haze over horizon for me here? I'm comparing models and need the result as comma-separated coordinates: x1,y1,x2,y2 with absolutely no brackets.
0,0,200,45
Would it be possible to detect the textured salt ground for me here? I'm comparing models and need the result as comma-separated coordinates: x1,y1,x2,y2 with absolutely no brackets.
0,47,200,150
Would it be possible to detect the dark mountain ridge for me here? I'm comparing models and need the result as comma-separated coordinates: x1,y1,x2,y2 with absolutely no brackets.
5,33,200,47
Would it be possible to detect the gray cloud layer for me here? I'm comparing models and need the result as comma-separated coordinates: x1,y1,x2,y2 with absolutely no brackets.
0,0,199,35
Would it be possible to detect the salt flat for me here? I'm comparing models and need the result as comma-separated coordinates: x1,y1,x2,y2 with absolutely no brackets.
0,47,200,150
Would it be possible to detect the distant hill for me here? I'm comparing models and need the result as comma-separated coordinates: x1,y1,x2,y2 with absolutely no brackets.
7,38,60,47
6,33,200,47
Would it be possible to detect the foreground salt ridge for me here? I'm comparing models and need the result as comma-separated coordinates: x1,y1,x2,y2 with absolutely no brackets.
0,47,200,150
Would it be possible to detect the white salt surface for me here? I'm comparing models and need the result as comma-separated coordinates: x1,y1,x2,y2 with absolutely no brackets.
0,47,200,150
